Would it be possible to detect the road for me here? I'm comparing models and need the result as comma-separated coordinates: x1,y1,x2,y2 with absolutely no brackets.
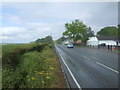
55,44,118,88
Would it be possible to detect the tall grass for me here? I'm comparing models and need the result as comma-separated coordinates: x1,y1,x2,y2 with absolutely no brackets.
2,43,67,88
2,44,45,69
0,44,2,89
0,69,1,89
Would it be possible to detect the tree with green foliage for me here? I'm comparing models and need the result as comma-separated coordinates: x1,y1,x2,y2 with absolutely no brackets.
63,19,94,43
82,27,94,42
97,26,118,36
35,36,53,43
118,24,120,36
55,37,66,44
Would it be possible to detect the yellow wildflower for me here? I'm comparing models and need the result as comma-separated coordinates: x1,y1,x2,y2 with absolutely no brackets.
37,72,43,75
46,73,49,75
46,76,50,79
34,71,37,73
31,77,36,80
48,73,52,75
49,67,54,70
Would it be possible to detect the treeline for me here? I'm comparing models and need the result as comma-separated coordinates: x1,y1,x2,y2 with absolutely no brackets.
35,36,53,43
55,37,67,44
97,25,119,36
56,19,119,44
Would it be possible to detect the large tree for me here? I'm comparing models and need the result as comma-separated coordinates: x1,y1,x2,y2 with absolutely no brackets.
63,19,94,43
97,26,118,36
82,27,94,42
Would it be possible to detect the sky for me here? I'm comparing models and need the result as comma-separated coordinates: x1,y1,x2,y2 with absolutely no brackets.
1,1,118,43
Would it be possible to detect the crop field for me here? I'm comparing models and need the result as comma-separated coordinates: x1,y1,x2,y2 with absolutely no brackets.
2,43,67,88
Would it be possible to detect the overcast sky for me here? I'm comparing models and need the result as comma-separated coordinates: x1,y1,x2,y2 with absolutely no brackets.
1,2,118,43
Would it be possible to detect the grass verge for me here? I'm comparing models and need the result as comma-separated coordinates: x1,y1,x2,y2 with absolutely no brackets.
0,69,1,89
2,43,67,88
114,50,120,54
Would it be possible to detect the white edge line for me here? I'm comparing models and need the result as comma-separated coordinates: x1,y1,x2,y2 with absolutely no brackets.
55,46,82,89
96,62,119,73
54,46,70,88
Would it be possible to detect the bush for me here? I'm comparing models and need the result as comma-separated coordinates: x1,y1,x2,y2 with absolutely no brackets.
2,43,67,88
2,44,45,68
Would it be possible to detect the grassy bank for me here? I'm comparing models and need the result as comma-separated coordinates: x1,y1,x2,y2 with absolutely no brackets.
2,43,67,88
0,44,2,89
0,69,1,89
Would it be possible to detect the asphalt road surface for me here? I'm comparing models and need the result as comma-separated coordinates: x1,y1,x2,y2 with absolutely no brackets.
55,44,118,89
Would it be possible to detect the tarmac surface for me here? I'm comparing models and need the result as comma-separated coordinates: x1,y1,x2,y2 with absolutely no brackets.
55,44,118,88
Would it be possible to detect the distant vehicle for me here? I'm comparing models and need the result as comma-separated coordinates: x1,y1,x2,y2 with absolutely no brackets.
67,44,74,48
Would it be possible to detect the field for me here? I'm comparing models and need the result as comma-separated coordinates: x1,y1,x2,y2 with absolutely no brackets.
0,44,2,89
2,43,67,88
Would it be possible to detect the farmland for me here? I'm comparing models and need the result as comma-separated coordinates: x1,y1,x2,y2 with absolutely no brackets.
0,44,1,89
2,43,67,88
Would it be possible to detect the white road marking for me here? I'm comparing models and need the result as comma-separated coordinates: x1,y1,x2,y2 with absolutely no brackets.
82,55,118,74
83,56,118,73
55,46,82,89
89,56,98,60
96,62,119,73
82,56,90,60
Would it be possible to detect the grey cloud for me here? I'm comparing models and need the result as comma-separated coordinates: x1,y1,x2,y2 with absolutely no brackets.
118,1,120,24
2,2,118,43
86,2,118,26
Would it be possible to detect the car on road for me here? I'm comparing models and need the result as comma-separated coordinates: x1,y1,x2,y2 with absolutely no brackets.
67,44,74,48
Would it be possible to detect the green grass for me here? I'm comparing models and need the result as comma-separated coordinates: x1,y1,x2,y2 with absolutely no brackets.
2,44,37,53
2,43,67,88
0,69,1,89
115,50,120,53
0,44,2,89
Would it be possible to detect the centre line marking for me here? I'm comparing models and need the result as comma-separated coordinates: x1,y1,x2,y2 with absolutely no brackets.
96,62,119,73
83,56,90,60
89,56,98,60
55,46,82,89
